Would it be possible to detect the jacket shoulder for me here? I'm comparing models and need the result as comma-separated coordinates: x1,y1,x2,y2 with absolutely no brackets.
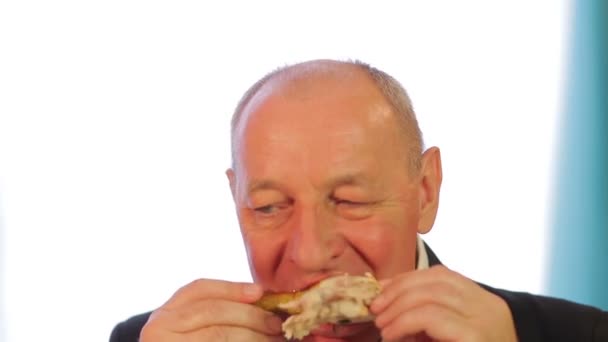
109,312,152,342
484,285,608,342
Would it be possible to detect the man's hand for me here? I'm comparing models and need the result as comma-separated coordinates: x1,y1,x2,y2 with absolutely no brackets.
140,279,285,342
370,266,518,342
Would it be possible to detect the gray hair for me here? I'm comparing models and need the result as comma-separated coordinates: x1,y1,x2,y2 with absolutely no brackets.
230,59,424,172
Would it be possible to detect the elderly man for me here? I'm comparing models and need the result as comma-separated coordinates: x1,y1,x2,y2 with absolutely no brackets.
110,60,608,341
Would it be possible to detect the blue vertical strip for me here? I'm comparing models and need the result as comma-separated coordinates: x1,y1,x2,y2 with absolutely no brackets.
547,0,608,309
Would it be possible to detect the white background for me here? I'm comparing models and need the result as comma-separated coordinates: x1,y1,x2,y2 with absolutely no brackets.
0,1,568,341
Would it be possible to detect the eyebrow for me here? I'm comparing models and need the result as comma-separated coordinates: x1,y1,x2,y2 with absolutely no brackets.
325,172,372,189
246,172,372,195
247,179,283,194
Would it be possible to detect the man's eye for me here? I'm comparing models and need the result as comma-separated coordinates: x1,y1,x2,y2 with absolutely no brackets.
332,197,374,220
254,205,279,214
334,198,366,206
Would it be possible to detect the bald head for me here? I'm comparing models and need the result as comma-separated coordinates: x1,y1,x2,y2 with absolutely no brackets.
230,59,424,172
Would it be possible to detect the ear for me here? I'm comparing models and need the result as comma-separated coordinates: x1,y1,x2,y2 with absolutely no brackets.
226,168,237,202
417,147,443,234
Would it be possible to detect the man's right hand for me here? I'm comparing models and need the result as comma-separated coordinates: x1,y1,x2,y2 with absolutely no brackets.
139,279,285,341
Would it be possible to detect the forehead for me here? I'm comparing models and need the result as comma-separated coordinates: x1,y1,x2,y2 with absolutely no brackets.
237,64,389,129
238,70,395,140
233,70,407,183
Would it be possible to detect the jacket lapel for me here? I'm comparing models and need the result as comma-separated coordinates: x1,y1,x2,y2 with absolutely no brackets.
424,241,442,266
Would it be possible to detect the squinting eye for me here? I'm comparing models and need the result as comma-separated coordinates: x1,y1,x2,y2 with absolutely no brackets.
334,198,366,206
331,196,373,220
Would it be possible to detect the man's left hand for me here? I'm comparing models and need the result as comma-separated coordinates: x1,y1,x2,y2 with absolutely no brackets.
370,265,518,342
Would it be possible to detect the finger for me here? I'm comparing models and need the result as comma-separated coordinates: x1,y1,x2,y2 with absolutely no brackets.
164,278,263,309
378,278,392,288
153,299,284,335
374,282,466,328
371,266,467,313
188,325,286,342
380,303,476,342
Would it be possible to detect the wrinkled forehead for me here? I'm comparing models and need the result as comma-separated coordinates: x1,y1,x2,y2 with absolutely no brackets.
234,66,390,143
231,73,407,179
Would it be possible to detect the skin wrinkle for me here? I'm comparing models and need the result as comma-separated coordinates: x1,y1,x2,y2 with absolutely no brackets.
140,59,519,342
231,60,422,174
226,60,442,341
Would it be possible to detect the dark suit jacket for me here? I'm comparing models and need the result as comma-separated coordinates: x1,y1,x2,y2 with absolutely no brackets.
110,244,608,341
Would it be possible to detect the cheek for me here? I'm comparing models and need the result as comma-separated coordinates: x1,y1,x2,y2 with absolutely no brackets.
343,215,418,279
242,230,285,285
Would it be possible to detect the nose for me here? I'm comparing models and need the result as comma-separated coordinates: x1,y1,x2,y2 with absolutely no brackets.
286,203,345,272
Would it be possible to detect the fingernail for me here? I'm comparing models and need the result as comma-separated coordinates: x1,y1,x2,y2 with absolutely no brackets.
242,283,262,299
265,315,284,333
